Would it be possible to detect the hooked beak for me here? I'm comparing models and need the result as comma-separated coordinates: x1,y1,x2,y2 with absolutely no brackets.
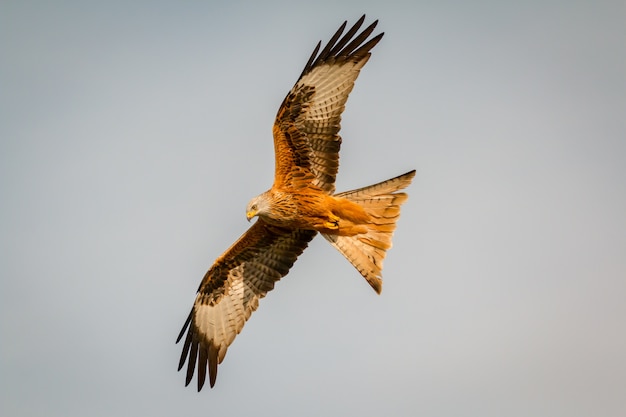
246,211,256,222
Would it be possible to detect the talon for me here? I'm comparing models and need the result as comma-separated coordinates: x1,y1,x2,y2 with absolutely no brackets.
324,221,339,229
323,214,340,230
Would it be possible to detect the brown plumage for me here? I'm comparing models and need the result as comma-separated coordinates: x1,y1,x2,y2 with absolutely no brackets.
177,15,415,390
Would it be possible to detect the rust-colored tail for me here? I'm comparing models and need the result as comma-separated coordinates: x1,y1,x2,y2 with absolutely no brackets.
322,170,416,293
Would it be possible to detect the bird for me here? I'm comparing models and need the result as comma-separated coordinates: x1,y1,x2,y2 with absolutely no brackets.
177,15,416,391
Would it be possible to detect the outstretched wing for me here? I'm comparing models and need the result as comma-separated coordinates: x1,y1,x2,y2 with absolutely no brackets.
177,221,316,390
273,15,384,194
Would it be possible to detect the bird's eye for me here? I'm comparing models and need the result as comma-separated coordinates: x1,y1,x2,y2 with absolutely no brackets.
251,204,257,210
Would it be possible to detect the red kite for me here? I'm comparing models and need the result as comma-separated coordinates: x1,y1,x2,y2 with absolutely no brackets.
177,15,415,390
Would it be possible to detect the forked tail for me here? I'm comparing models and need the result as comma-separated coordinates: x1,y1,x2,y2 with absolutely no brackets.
322,170,416,293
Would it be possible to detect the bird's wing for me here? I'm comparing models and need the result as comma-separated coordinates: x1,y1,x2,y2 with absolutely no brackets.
272,15,383,194
177,220,316,390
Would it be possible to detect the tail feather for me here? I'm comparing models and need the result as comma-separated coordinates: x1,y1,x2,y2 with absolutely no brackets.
322,170,415,293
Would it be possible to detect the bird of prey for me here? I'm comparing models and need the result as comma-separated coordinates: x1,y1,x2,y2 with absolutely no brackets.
177,15,415,390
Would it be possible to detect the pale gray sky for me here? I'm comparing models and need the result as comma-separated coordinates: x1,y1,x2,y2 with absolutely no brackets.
1,1,625,416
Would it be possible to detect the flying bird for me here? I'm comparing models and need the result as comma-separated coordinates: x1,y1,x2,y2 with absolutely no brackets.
177,15,415,390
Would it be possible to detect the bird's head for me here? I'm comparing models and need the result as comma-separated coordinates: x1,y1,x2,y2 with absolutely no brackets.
246,193,271,222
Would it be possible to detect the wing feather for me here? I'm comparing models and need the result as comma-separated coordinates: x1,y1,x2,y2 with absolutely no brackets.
176,220,316,390
273,15,384,193
327,16,364,56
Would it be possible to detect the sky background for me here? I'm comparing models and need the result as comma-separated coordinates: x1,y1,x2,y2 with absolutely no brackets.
1,1,625,416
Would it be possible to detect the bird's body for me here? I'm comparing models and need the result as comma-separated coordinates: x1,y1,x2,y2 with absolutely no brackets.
177,16,415,390
248,186,370,234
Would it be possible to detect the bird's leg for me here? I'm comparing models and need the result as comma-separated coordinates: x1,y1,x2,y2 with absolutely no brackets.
323,213,341,230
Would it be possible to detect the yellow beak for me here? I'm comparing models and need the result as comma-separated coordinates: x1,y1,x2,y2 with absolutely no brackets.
246,211,256,222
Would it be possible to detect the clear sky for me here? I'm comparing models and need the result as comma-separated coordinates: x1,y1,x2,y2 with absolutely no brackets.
1,1,625,416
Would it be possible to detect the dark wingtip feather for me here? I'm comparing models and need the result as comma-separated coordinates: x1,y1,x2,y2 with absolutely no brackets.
327,15,365,57
197,345,208,391
185,339,198,387
208,344,219,388
349,32,384,61
337,20,380,59
176,310,193,344
315,19,347,63
178,329,193,371
298,16,382,79
299,41,321,79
